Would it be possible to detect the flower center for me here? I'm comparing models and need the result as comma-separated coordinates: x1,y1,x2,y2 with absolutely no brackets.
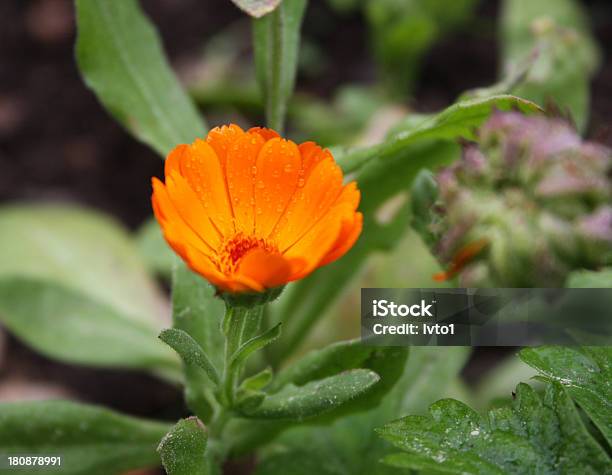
217,233,278,274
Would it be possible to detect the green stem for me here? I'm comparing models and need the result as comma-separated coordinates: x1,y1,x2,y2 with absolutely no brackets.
266,6,285,133
220,304,264,407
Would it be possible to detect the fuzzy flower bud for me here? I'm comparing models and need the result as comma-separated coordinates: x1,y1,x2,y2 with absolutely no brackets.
412,112,612,287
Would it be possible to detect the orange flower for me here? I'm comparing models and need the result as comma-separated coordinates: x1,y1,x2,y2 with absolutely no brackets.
152,124,362,293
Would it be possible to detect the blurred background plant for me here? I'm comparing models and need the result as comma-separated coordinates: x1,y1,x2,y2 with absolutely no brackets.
0,0,611,474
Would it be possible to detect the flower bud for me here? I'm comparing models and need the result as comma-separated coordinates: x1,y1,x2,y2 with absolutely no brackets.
412,112,612,287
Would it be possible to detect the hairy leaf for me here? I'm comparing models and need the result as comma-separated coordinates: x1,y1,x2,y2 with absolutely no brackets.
378,382,611,474
159,328,220,386
158,417,209,475
520,346,612,446
253,0,306,132
270,339,408,418
231,323,282,372
0,400,170,475
244,369,380,420
75,0,206,156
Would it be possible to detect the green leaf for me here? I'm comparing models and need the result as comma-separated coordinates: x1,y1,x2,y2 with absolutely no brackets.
566,268,612,288
171,264,226,421
378,382,611,474
232,0,283,18
159,328,221,386
519,346,612,446
337,94,542,174
75,0,206,156
270,338,374,390
136,217,175,278
158,417,209,475
244,369,380,420
0,205,178,379
253,0,306,132
271,339,408,413
0,205,167,326
231,323,282,372
500,0,600,131
0,400,170,475
254,347,470,474
240,367,274,391
0,277,178,376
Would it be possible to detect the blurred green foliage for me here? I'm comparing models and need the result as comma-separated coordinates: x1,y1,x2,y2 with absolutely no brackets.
365,0,479,96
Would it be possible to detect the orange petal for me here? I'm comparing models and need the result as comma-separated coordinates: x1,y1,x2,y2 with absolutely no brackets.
152,177,213,258
226,132,266,235
205,124,245,169
274,155,344,251
320,212,363,266
181,139,235,237
180,244,236,291
165,144,189,177
299,142,331,178
248,127,280,142
165,171,222,250
254,138,301,238
283,206,346,280
236,248,293,289
334,181,360,209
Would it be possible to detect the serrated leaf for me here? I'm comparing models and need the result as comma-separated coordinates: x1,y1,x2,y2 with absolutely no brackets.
159,328,220,386
519,346,612,446
500,0,600,131
0,400,170,475
566,268,612,288
378,382,611,474
244,369,380,420
75,0,206,156
231,0,282,18
253,0,306,132
158,417,209,475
